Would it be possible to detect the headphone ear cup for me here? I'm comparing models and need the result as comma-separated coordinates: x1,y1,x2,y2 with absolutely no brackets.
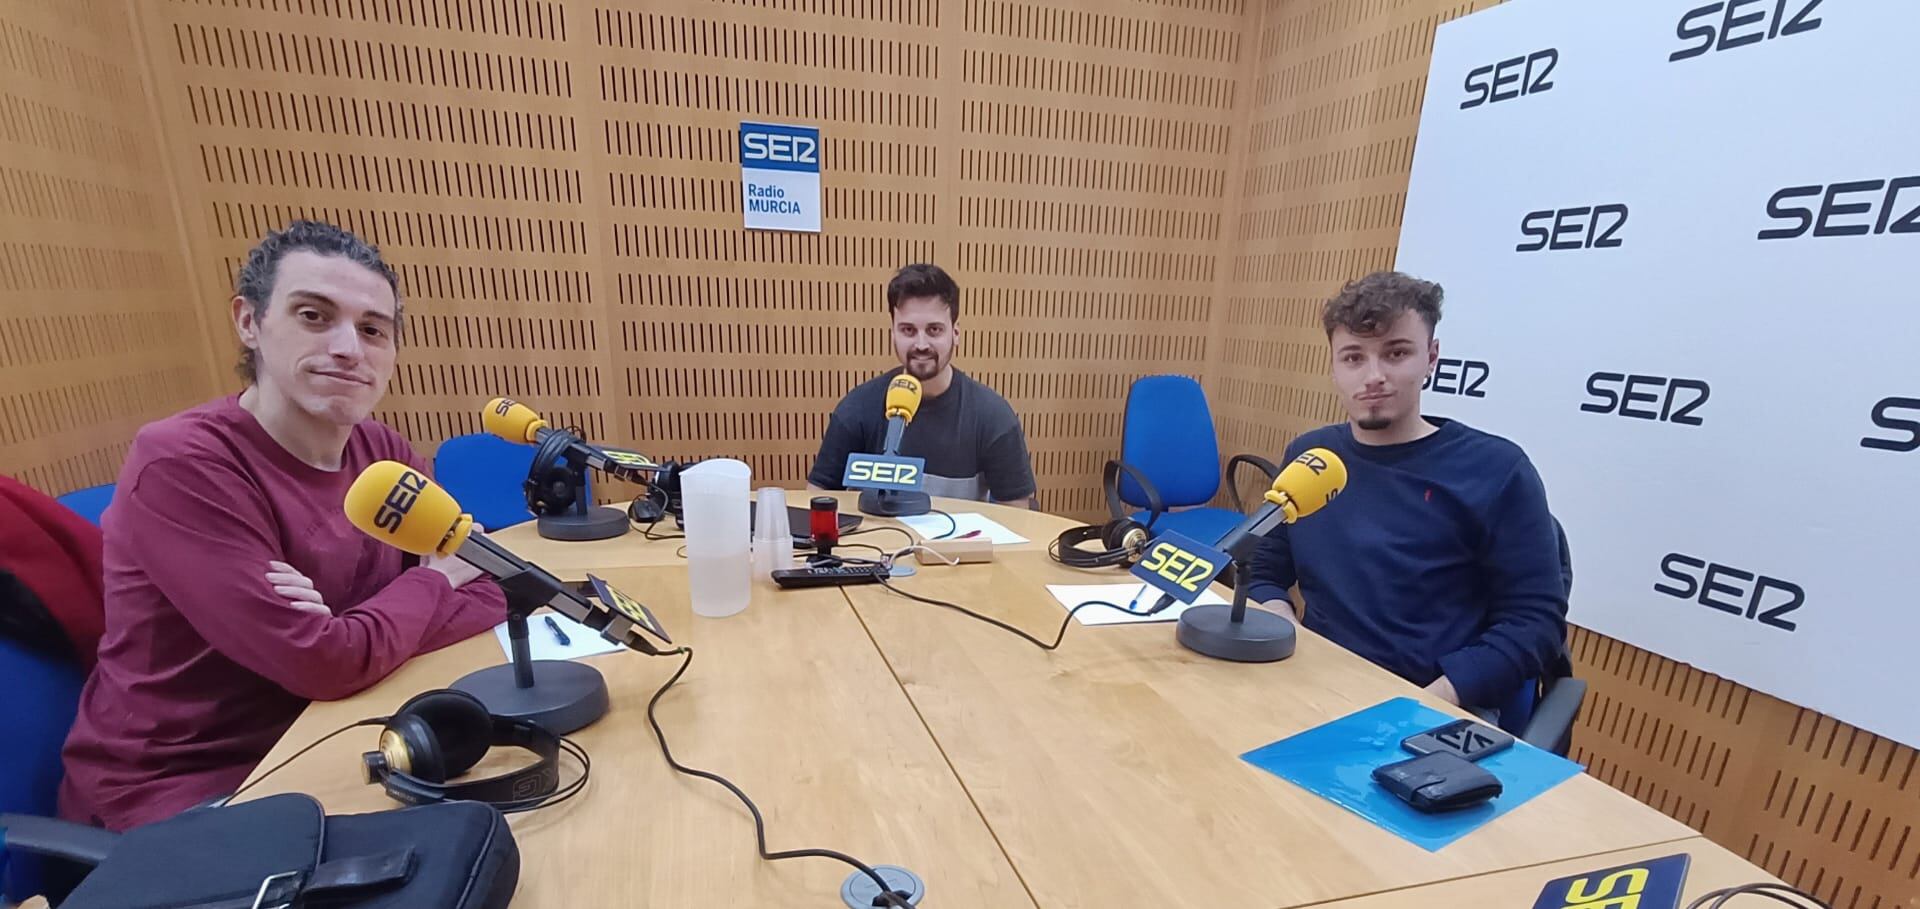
392,690,494,780
386,713,447,783
1102,519,1145,552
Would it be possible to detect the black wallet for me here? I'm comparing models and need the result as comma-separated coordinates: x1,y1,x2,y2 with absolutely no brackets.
1372,751,1503,812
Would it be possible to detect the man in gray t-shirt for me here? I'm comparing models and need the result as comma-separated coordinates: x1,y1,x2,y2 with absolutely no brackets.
807,264,1036,506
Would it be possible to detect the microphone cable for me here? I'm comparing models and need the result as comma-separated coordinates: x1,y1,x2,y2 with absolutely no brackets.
644,646,915,908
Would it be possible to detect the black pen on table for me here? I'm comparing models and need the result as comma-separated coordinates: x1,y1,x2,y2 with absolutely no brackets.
543,614,571,646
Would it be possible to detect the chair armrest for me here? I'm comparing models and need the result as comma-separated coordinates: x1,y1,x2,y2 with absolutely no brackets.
1225,454,1282,513
0,814,119,867
1520,677,1589,757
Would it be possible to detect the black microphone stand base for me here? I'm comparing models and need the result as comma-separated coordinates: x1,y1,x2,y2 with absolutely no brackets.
452,570,611,735
536,506,629,542
1175,604,1296,663
858,488,931,517
1176,547,1296,663
453,659,609,735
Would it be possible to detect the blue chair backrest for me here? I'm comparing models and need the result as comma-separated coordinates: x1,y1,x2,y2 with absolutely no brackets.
1118,375,1222,509
432,434,546,532
0,636,84,901
54,484,115,527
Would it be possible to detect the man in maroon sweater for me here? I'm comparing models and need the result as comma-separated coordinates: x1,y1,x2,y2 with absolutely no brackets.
59,221,506,830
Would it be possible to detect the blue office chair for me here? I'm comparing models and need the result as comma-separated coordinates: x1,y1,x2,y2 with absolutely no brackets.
1113,376,1280,545
1511,517,1587,757
54,485,115,528
431,434,550,532
0,635,85,902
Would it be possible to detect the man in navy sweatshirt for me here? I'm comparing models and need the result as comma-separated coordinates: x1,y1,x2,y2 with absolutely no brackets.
1243,271,1567,717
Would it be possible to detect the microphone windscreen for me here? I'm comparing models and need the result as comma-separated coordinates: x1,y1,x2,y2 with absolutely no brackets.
884,374,923,422
483,397,546,444
344,460,473,558
1266,447,1347,521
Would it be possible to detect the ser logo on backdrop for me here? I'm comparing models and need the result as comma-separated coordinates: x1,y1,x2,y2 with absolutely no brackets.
1656,553,1803,631
1861,397,1920,452
1581,373,1710,425
1421,358,1490,398
1759,177,1920,240
1461,48,1557,109
1517,204,1628,252
1671,0,1823,62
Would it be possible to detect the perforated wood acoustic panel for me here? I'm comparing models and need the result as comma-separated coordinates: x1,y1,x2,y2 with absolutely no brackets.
135,0,1246,521
0,1,208,496
1214,3,1916,907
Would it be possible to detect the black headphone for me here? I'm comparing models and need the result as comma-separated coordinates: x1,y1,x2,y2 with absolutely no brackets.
360,689,589,813
526,428,586,517
1050,460,1164,569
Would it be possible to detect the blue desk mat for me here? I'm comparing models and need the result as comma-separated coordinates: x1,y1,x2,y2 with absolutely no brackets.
1241,697,1583,851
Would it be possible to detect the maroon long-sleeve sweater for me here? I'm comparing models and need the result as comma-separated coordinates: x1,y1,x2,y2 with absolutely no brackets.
58,396,504,830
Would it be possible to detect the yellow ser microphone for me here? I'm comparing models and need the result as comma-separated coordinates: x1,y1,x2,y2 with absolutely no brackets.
483,397,548,444
1144,447,1348,616
482,397,659,477
344,461,667,653
880,374,922,454
1261,447,1349,524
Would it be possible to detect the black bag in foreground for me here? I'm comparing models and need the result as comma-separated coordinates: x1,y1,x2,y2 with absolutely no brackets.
4,792,518,908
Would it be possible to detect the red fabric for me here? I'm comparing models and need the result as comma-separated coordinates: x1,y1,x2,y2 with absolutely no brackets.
58,396,505,831
0,474,105,669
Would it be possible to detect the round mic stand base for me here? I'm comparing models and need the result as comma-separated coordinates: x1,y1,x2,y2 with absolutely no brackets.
858,488,931,517
1175,552,1297,663
1175,604,1296,663
452,659,610,735
536,506,629,542
451,569,611,735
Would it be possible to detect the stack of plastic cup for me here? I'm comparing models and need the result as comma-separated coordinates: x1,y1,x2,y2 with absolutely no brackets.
751,487,794,584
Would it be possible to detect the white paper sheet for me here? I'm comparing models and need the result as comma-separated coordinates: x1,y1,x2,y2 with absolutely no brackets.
895,512,1029,545
495,612,623,662
1044,583,1233,626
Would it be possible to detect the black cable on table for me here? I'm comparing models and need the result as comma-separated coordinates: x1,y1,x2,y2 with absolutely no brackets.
645,647,915,908
876,577,1142,651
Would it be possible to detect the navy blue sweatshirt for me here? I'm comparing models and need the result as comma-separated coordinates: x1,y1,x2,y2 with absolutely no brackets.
1243,418,1567,709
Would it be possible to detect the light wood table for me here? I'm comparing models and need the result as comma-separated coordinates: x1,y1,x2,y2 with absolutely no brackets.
242,567,1036,908
1311,837,1781,907
256,494,1771,908
845,547,1698,908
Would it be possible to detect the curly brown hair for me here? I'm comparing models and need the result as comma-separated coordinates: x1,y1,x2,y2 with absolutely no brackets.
1321,271,1443,338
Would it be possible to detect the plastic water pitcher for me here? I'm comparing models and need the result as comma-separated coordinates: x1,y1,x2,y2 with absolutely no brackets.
681,459,751,617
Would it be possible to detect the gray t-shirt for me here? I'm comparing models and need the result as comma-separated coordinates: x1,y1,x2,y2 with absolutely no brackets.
809,368,1036,502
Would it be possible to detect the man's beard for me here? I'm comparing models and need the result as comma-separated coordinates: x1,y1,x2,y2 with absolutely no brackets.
1355,415,1392,431
906,352,942,380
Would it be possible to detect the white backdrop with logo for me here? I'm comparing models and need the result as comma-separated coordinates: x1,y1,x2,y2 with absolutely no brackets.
1396,0,1920,747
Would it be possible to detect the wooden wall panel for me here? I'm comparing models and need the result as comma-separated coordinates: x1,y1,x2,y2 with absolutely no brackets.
1217,3,1916,907
13,2,1908,902
135,0,1245,521
0,0,208,496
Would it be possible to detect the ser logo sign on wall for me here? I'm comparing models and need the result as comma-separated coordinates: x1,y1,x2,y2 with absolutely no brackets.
1581,373,1710,425
1461,48,1557,109
1656,553,1804,631
1862,396,1920,452
739,121,822,233
1671,0,1823,62
1759,176,1920,239
1517,204,1628,252
1422,358,1490,398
